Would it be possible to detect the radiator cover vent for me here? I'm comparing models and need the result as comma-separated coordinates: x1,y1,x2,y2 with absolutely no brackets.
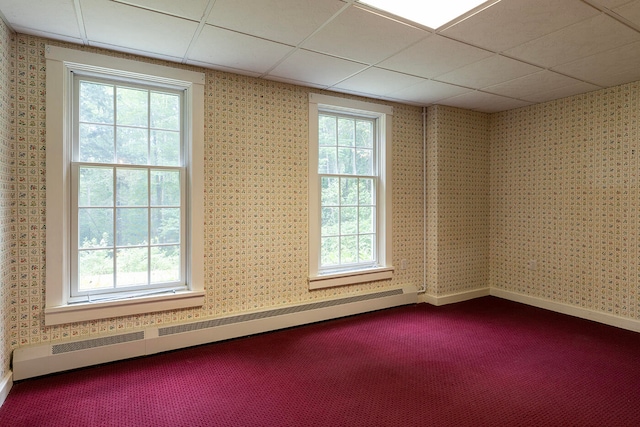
158,289,403,337
51,331,145,354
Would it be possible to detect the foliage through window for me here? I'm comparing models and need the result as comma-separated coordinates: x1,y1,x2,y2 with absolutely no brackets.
71,77,185,300
318,113,376,269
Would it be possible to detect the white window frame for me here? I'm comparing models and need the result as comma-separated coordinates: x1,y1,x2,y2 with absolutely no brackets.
45,45,205,326
308,93,394,289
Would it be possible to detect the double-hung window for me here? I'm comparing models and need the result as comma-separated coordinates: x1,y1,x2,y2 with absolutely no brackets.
308,94,393,289
71,77,184,300
45,46,205,325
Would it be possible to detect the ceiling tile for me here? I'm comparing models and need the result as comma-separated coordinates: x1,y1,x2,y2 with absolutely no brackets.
386,80,472,104
189,25,294,74
302,5,428,65
594,0,635,8
81,0,198,58
614,1,640,26
377,35,493,78
484,70,596,100
331,67,425,96
1,0,82,39
438,91,533,113
505,14,640,68
436,55,542,89
113,0,210,21
523,81,601,104
440,0,599,52
553,41,640,87
207,0,346,46
267,49,369,88
88,41,184,63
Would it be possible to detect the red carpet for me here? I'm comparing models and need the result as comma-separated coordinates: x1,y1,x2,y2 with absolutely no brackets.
1,296,639,426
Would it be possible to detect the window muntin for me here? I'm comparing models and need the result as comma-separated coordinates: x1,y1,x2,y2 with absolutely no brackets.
70,76,186,300
318,112,377,272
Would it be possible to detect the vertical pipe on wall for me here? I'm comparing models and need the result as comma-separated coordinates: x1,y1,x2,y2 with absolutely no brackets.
419,106,427,293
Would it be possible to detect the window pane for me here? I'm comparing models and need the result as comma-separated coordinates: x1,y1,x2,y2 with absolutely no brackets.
79,124,114,163
116,208,148,246
340,207,357,235
338,147,355,174
151,170,180,206
359,206,373,234
319,115,336,146
340,235,357,264
355,148,373,175
337,117,355,146
116,247,148,287
79,208,113,248
321,177,339,206
151,208,180,244
321,236,339,266
116,127,148,165
79,167,113,207
359,179,374,205
356,120,373,148
151,92,180,131
150,245,180,283
78,249,114,291
359,234,374,262
116,87,148,127
321,207,339,236
116,169,148,206
318,147,337,174
340,177,358,206
79,82,113,124
151,130,180,166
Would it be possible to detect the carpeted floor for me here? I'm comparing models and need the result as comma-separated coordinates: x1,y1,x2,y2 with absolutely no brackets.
1,296,639,426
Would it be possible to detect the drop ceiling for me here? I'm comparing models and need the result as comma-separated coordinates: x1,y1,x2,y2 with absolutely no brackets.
1,0,640,112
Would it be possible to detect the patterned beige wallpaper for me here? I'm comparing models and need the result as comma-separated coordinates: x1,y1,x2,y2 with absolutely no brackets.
491,83,640,321
5,35,425,360
6,28,637,378
0,19,14,380
427,105,490,297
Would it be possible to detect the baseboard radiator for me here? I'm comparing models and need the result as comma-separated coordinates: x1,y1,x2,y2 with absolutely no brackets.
13,287,417,381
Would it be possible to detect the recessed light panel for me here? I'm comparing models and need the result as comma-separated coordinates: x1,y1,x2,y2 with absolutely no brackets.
357,0,492,29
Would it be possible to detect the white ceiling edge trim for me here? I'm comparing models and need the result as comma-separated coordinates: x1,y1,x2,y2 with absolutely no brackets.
45,45,205,85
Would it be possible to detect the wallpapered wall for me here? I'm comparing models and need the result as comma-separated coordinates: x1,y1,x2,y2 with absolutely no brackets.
0,34,426,375
0,19,14,381
427,106,490,297
2,26,639,381
491,83,640,320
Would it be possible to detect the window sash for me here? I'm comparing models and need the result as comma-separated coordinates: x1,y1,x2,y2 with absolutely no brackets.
70,75,187,301
316,111,380,274
318,174,378,270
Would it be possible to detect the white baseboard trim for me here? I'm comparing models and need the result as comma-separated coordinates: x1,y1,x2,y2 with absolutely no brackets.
420,287,491,306
0,371,12,408
13,287,417,381
491,288,640,333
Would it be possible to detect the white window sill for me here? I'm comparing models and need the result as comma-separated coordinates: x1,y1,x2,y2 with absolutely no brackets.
44,290,205,326
308,266,394,290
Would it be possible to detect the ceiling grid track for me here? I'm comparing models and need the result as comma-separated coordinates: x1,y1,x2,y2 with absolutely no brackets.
73,0,89,46
2,0,640,111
